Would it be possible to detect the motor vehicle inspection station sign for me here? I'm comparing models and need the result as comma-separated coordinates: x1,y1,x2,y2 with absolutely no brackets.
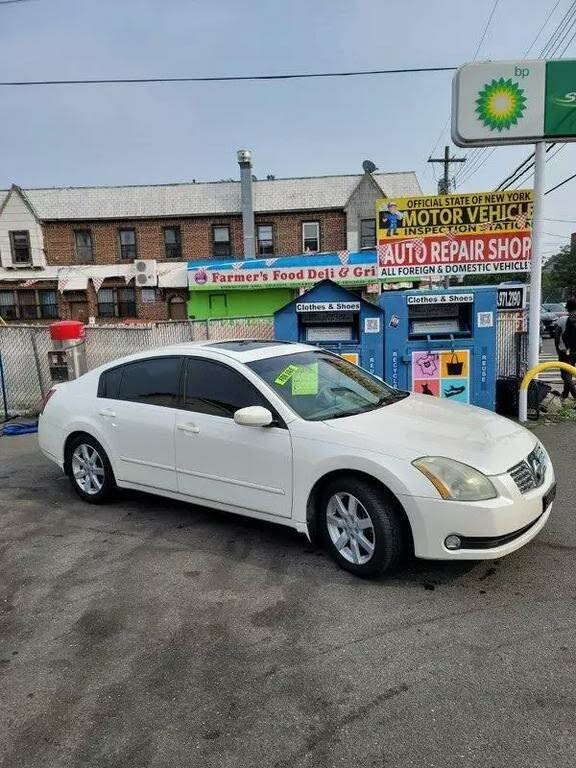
452,59,576,146
376,190,533,279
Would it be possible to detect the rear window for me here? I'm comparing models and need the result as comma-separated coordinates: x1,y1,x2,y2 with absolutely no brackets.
98,366,123,399
98,357,182,407
118,357,182,408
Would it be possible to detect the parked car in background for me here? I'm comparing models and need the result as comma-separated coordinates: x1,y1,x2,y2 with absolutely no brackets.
38,341,555,578
541,303,568,338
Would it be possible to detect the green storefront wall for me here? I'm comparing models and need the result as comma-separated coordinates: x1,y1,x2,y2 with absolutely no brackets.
187,287,298,320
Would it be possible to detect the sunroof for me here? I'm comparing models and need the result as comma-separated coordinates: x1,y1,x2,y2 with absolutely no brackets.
207,340,292,352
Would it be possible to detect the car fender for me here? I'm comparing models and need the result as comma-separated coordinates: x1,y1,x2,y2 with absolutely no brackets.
60,415,120,476
292,441,434,532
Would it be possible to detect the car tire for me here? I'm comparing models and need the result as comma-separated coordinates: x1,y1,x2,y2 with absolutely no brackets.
319,476,406,578
65,434,116,504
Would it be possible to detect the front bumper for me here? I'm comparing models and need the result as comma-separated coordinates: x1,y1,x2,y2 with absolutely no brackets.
399,465,555,561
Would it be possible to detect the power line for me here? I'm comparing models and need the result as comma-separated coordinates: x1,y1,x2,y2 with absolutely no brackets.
541,0,576,55
456,148,496,186
544,217,576,223
427,0,501,176
525,0,563,55
495,152,537,191
511,143,567,188
545,171,576,195
471,0,501,60
0,65,458,87
473,0,576,190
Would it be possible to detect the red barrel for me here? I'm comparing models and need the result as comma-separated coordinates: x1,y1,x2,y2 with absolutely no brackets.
49,320,85,342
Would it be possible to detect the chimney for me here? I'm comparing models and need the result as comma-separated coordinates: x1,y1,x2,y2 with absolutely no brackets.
237,149,255,259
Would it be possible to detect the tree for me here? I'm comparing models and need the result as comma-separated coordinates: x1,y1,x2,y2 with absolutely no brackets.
542,244,576,301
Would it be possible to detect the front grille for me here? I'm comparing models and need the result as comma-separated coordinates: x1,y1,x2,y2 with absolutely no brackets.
509,444,547,494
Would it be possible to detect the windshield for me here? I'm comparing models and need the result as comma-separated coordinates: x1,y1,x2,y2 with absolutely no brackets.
249,350,408,421
543,303,565,313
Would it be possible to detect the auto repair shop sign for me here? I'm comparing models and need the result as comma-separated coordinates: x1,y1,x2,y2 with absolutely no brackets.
188,252,378,289
376,189,533,279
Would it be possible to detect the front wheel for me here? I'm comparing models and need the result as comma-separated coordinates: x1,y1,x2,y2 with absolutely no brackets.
319,476,406,578
65,434,116,504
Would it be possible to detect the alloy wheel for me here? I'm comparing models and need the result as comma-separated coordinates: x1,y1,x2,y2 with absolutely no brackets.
71,444,105,495
326,492,376,565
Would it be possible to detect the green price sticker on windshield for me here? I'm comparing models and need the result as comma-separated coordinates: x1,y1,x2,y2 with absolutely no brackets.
275,364,299,386
292,363,319,396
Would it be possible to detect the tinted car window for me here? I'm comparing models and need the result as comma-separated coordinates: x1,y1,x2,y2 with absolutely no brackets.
98,366,124,399
118,357,182,407
184,358,269,418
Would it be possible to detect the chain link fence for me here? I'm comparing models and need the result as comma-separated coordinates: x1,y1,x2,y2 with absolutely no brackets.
0,312,528,417
496,311,529,378
0,317,274,416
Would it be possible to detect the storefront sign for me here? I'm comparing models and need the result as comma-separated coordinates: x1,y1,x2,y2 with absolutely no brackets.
452,59,576,147
296,301,360,312
188,252,380,289
376,190,533,279
407,293,473,305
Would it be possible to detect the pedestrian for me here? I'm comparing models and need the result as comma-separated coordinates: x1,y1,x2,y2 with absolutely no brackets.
554,296,576,401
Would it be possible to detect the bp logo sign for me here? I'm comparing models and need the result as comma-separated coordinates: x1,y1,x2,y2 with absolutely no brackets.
476,78,527,131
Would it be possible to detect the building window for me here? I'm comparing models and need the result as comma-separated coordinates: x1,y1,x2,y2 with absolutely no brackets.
18,291,39,320
119,228,137,260
360,218,376,249
39,290,58,319
212,225,231,258
257,225,274,255
97,287,136,318
9,231,32,265
74,230,94,263
164,227,182,259
0,290,17,320
302,222,320,252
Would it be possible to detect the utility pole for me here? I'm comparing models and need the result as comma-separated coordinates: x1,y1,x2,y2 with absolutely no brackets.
427,145,467,287
428,145,466,195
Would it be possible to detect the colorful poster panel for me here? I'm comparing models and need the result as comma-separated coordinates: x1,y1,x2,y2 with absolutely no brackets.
440,377,469,404
411,349,470,404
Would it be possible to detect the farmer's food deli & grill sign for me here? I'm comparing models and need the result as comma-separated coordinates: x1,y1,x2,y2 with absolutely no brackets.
376,190,533,279
188,253,379,289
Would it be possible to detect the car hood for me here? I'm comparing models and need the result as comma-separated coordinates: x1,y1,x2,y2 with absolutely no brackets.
324,394,536,475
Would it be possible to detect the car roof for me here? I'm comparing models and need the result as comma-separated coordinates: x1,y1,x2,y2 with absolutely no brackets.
94,339,317,371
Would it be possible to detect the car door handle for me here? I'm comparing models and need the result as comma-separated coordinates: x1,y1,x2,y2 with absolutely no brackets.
177,422,200,434
98,408,117,419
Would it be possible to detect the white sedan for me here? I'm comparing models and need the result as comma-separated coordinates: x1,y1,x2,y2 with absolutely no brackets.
38,341,555,578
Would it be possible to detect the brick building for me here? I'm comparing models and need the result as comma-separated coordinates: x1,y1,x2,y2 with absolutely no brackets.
0,165,420,323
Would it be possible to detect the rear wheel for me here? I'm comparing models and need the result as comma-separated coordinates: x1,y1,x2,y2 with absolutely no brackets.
319,476,406,578
66,435,116,504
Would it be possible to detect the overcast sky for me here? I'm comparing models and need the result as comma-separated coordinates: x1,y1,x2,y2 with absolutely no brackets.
0,0,574,258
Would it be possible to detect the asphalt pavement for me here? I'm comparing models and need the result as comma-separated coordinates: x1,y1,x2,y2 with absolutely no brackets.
0,426,575,768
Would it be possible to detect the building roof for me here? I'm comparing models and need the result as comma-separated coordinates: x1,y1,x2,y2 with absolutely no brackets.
0,172,421,221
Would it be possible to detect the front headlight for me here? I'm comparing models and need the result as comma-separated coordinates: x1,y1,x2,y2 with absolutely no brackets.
412,456,498,502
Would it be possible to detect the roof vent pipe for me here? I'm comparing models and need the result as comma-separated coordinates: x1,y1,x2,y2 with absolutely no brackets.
237,149,255,259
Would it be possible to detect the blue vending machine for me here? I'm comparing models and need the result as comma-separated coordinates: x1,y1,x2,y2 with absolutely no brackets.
274,280,384,377
379,286,498,410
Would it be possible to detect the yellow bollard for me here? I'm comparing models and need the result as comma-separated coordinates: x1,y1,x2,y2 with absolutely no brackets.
519,361,576,422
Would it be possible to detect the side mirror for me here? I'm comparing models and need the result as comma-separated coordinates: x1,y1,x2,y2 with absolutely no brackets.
234,406,274,428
